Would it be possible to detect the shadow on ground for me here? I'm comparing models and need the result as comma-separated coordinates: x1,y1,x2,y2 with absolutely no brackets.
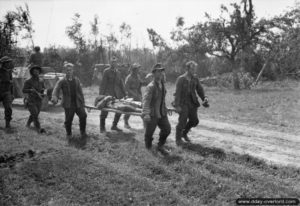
181,142,226,159
105,131,137,143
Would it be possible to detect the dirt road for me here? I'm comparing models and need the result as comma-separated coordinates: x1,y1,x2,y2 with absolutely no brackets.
83,108,300,168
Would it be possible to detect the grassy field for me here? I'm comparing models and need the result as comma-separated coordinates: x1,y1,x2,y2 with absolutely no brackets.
0,80,299,205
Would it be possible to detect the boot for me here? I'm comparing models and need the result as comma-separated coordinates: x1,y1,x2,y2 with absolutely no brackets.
182,130,191,142
111,124,123,132
39,128,46,134
5,120,11,129
124,121,131,129
81,131,88,139
26,117,33,128
157,143,169,155
100,118,106,133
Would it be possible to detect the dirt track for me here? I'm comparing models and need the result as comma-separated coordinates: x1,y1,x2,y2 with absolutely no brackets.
84,109,300,168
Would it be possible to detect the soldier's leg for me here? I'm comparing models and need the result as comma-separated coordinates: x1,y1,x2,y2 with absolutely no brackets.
175,106,188,144
111,113,122,131
26,115,33,127
75,107,87,135
124,114,131,128
28,103,41,131
144,117,158,149
157,116,171,147
64,108,76,136
183,106,199,139
3,93,13,128
100,110,108,133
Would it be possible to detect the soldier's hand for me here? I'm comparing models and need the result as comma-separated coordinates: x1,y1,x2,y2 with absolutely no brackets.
202,97,209,108
51,96,58,104
143,114,151,123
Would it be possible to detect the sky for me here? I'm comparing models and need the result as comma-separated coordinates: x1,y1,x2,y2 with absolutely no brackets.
0,0,298,49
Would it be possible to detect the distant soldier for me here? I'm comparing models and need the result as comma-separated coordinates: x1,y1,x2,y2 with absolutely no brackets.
173,61,209,145
22,65,46,133
0,56,14,130
99,56,126,133
51,63,87,140
28,46,43,67
142,63,171,154
124,63,146,129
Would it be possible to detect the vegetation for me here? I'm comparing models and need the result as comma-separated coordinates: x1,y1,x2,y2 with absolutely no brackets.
1,0,300,86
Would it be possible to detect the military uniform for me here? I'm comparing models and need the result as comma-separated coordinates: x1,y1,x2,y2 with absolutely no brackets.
22,67,45,132
0,56,14,128
142,80,171,149
174,74,206,144
99,65,126,132
52,76,87,136
124,72,145,127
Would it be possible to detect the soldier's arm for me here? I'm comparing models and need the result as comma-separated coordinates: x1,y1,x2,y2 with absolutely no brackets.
22,80,33,94
195,78,206,101
99,69,108,95
174,77,183,107
77,78,85,104
142,85,153,116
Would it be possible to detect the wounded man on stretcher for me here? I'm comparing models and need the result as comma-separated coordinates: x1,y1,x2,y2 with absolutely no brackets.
93,95,142,113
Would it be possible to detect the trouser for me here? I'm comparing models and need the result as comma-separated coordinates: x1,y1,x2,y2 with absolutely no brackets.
27,101,42,130
124,114,130,123
176,104,199,140
144,115,171,148
0,92,13,122
100,111,121,126
64,106,87,135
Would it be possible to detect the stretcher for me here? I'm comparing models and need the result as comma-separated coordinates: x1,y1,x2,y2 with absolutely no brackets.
84,105,143,116
84,105,177,116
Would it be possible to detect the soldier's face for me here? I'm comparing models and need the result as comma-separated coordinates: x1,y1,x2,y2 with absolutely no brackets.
111,61,117,68
188,64,197,76
32,69,40,77
66,67,74,77
153,70,163,81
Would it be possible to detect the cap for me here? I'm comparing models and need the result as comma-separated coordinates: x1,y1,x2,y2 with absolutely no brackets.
186,60,198,68
64,62,74,68
29,65,42,75
131,63,141,70
151,63,165,73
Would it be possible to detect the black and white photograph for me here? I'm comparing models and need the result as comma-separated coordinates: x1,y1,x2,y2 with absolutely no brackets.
0,0,300,205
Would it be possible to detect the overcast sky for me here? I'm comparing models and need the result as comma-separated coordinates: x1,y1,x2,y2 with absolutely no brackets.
0,0,298,49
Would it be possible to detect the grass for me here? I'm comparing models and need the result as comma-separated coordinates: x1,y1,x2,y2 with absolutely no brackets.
0,80,299,205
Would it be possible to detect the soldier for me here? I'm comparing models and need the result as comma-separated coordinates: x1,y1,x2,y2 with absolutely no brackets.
124,63,145,129
142,63,171,154
22,65,46,133
99,56,126,133
0,56,14,130
28,46,43,67
51,63,87,140
173,61,209,145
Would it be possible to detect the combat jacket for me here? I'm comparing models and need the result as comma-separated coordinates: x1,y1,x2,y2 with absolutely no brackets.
99,66,126,99
23,77,45,104
125,74,143,101
142,80,167,119
52,77,85,108
174,74,205,108
0,68,13,94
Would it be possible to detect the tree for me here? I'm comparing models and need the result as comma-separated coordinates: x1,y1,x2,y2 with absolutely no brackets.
0,4,34,57
66,13,87,53
190,0,265,88
119,22,132,62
